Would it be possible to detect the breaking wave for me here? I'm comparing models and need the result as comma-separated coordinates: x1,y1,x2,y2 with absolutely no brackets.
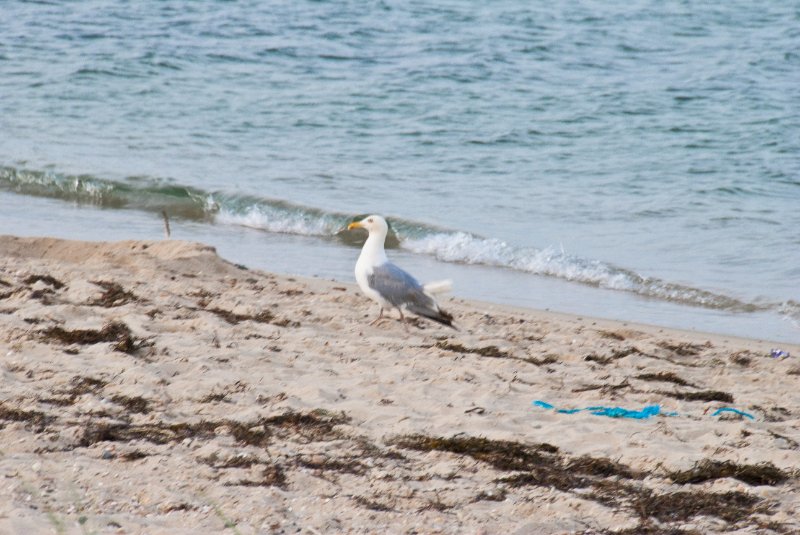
2,164,796,321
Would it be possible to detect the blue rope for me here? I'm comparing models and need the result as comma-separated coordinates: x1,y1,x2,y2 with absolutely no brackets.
533,400,754,420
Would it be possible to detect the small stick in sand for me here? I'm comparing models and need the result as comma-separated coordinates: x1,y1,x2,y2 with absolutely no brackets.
162,210,171,239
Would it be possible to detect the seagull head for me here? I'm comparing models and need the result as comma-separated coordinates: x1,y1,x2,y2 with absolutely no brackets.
347,214,388,237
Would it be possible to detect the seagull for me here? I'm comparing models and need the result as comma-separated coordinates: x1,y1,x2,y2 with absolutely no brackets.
347,215,455,329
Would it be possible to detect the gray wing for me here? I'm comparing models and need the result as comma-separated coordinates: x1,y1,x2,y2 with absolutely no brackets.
367,262,431,309
368,262,455,328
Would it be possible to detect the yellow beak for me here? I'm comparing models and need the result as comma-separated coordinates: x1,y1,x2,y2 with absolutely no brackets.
347,221,363,230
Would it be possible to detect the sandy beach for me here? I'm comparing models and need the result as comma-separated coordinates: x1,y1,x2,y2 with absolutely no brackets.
0,235,798,534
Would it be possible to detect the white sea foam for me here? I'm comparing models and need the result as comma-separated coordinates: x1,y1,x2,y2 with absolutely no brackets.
402,231,759,311
402,231,634,290
215,204,336,237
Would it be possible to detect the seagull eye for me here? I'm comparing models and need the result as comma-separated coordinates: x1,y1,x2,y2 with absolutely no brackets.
367,218,373,223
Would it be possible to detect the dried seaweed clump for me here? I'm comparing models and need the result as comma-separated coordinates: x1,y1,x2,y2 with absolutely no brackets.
632,490,765,524
387,434,558,472
39,321,150,354
434,341,513,359
657,341,709,356
0,402,53,431
668,459,790,487
78,409,350,449
205,306,299,328
635,371,693,387
90,280,140,307
659,390,734,403
23,274,65,289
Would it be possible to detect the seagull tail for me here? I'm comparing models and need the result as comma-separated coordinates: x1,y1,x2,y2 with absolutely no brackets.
408,304,458,330
423,279,452,295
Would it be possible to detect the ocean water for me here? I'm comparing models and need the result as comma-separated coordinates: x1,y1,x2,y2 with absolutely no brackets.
1,1,798,342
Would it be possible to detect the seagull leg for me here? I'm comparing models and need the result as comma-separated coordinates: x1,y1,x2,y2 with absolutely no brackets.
369,308,385,326
397,308,410,333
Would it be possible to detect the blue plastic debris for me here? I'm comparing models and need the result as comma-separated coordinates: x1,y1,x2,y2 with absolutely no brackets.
533,400,757,421
711,407,755,420
532,400,672,419
770,349,791,358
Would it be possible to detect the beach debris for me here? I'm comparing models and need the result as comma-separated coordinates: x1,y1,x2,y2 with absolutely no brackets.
388,432,771,528
583,346,645,365
668,459,788,486
657,341,710,356
162,210,171,239
534,401,760,420
432,340,557,366
0,402,53,431
532,400,671,419
39,321,152,354
201,306,300,328
658,389,734,403
634,371,694,387
89,280,141,307
770,348,791,358
110,394,152,414
23,274,65,289
712,407,755,420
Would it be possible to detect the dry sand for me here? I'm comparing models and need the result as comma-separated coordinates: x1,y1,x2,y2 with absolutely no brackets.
0,235,798,535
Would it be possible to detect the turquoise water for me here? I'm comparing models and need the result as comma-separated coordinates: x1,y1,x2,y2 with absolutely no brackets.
1,1,798,342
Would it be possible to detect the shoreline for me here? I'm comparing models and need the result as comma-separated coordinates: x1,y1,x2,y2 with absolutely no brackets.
1,235,798,534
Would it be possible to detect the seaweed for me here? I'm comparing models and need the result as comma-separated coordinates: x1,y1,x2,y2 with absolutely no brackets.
473,489,507,502
110,394,151,414
41,321,128,345
419,493,453,512
657,341,709,357
387,434,558,472
225,466,286,488
0,402,53,431
30,288,55,300
498,470,587,492
23,274,65,289
43,376,108,405
296,455,367,475
200,453,263,469
573,379,635,394
632,489,765,523
388,432,775,528
204,306,299,328
78,421,218,447
434,340,554,365
66,376,107,398
658,390,734,403
77,410,349,448
89,280,140,307
263,409,350,442
200,392,229,403
584,347,643,365
39,321,151,354
729,351,754,367
668,460,789,486
120,450,149,462
597,330,627,341
635,371,693,387
526,354,559,366
435,340,513,359
353,496,394,512
588,483,768,525
566,455,644,480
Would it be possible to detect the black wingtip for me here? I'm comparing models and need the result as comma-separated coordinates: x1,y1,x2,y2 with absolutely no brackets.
415,307,457,329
